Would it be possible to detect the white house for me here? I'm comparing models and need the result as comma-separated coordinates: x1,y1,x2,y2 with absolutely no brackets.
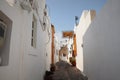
83,0,120,80
54,36,60,63
0,0,52,80
74,10,96,72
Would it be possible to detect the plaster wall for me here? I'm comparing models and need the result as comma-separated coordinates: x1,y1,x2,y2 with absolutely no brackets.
0,0,51,80
54,37,60,63
83,0,120,80
75,10,96,71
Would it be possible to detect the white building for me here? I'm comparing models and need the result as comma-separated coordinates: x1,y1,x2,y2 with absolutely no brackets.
83,0,120,80
74,10,96,72
59,39,68,61
54,36,60,63
0,0,52,80
67,38,73,62
58,38,73,62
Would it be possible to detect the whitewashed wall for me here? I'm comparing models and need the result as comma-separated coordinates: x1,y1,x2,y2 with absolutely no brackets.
54,37,60,63
0,0,51,80
75,10,96,72
83,0,120,80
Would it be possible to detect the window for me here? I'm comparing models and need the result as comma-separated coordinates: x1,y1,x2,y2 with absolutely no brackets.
31,15,37,48
0,25,5,37
0,11,12,66
0,21,7,47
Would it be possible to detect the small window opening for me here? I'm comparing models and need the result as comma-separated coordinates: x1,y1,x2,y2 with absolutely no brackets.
31,15,37,48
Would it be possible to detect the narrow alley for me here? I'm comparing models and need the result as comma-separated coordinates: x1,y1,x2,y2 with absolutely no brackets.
44,60,87,80
0,0,120,80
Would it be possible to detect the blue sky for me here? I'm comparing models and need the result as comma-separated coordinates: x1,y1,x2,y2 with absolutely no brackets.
46,0,107,33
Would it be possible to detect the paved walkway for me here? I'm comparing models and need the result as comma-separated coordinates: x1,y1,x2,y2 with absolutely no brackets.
44,61,88,80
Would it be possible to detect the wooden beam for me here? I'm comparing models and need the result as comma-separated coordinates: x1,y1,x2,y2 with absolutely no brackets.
62,31,74,38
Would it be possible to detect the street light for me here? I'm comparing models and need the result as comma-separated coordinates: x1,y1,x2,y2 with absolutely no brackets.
75,16,79,26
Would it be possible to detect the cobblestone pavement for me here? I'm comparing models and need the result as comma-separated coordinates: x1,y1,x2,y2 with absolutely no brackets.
44,61,88,80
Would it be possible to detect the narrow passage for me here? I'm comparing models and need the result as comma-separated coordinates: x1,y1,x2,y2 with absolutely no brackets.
44,61,88,80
